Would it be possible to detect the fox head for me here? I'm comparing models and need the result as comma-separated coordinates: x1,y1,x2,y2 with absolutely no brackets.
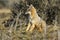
25,4,37,17
28,4,37,14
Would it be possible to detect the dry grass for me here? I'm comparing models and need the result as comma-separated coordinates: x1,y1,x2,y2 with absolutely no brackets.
0,8,12,14
0,9,59,40
0,0,60,39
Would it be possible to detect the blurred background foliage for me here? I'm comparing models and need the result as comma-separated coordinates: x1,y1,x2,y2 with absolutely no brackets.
0,0,60,40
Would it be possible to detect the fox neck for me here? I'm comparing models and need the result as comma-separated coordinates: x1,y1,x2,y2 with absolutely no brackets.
30,12,39,19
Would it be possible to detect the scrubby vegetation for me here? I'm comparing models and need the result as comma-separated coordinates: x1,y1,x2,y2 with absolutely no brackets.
0,0,60,40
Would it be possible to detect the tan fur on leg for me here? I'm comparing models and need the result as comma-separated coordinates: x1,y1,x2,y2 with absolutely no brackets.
29,24,35,32
26,23,31,32
39,27,43,32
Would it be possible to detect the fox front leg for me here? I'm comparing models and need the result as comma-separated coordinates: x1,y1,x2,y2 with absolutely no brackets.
26,23,31,32
29,24,35,32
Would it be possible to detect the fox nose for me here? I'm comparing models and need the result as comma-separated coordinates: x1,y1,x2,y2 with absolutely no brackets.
25,11,31,14
25,12,29,14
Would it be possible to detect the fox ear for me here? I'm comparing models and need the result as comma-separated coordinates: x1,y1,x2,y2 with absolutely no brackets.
30,4,33,7
30,4,34,8
30,4,36,12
